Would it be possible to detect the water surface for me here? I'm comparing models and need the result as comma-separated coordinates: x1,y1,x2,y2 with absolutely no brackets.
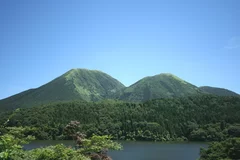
25,140,208,160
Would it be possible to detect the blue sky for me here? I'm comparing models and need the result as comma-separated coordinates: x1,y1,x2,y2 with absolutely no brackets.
0,0,239,99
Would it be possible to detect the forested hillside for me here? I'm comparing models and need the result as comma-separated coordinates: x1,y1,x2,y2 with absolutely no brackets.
1,95,240,142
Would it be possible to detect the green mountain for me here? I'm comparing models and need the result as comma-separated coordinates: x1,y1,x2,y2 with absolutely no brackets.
114,73,202,102
1,69,239,111
0,69,125,110
199,86,239,97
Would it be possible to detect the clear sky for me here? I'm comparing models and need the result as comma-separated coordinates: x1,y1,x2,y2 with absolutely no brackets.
0,0,239,99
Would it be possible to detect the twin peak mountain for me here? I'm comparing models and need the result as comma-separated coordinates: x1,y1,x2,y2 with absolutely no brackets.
0,68,239,110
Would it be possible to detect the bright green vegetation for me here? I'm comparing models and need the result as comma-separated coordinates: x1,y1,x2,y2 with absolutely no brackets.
0,118,122,160
0,69,125,111
114,73,202,102
199,86,240,97
1,95,240,142
199,137,240,160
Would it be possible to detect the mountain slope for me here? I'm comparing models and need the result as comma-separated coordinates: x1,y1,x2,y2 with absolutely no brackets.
0,69,125,110
199,86,239,97
1,69,239,111
114,73,202,102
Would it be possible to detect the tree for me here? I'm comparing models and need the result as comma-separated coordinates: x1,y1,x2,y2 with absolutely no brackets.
199,138,240,160
0,115,122,160
64,121,122,160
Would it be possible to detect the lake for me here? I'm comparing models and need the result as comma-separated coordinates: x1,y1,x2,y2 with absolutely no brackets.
24,140,208,160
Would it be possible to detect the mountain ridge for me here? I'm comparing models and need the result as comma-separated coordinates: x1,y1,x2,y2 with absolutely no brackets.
199,86,239,97
0,68,239,110
114,73,202,102
0,68,125,110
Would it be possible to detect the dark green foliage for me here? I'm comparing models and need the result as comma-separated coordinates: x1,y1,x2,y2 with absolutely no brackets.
2,95,240,142
199,138,240,160
228,125,240,137
0,69,125,111
189,124,226,141
199,86,240,97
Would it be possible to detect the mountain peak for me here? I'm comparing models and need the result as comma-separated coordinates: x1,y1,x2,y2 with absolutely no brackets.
0,69,125,110
142,73,177,79
159,73,174,76
63,68,108,81
115,72,200,102
158,73,180,78
152,73,187,84
70,68,102,72
64,68,101,76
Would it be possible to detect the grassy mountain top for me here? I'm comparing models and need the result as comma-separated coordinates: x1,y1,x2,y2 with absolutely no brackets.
115,73,201,102
199,86,239,97
62,68,125,98
0,69,125,110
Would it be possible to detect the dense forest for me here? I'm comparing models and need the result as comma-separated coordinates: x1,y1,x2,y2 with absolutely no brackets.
1,95,240,142
199,137,240,160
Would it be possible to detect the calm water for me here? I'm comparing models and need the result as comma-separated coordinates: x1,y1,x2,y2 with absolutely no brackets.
24,140,208,160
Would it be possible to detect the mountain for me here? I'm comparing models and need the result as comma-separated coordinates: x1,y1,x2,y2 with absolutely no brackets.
199,86,239,97
1,69,239,111
114,73,202,102
0,69,125,110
